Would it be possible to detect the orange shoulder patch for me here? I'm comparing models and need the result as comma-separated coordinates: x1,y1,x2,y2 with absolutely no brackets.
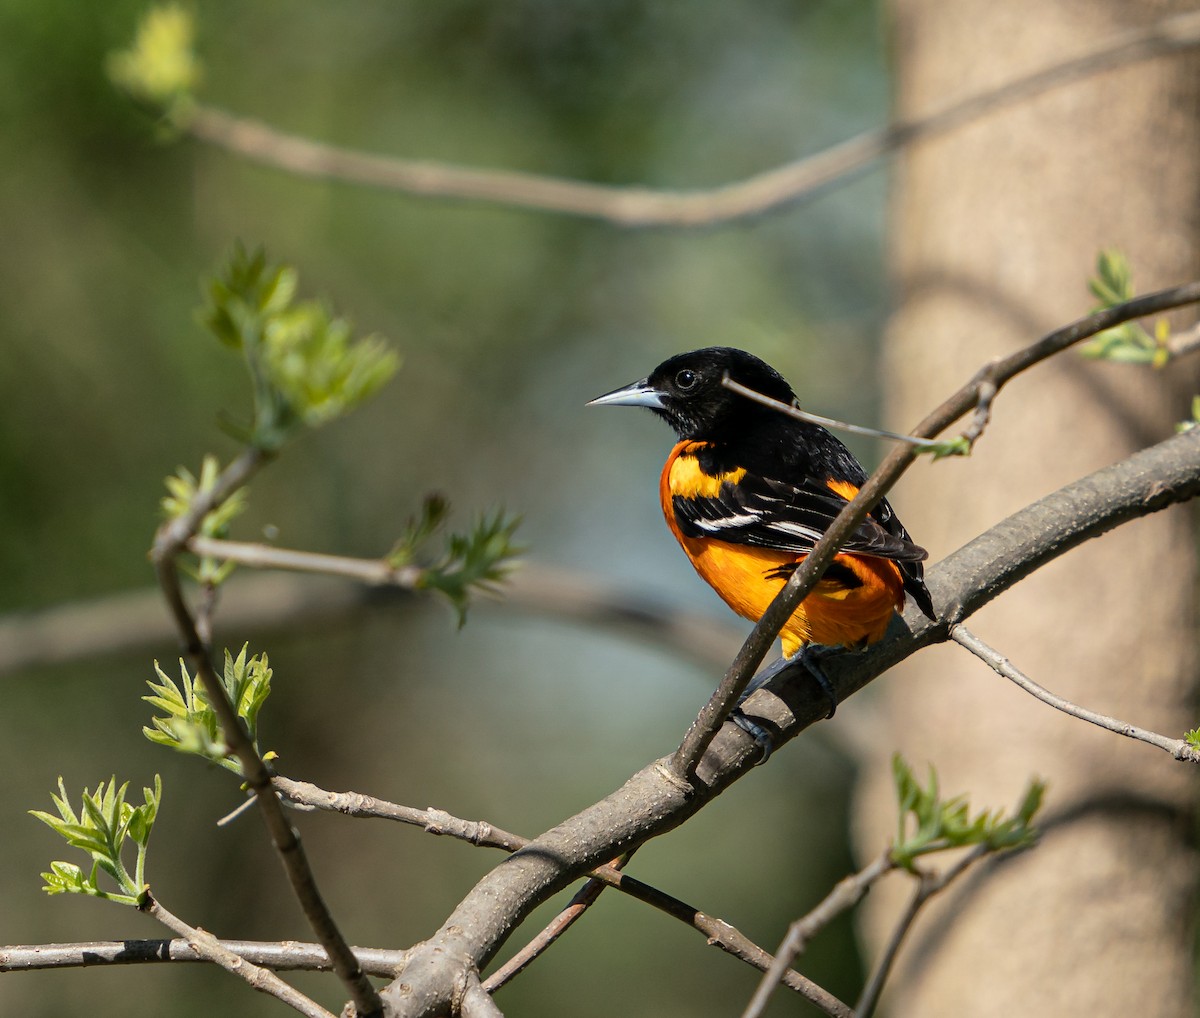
825,477,860,502
666,442,746,499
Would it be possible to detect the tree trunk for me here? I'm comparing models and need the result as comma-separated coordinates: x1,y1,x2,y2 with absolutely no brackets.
857,2,1200,1015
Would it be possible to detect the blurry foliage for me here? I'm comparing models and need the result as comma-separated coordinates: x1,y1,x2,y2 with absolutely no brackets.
389,496,523,626
198,244,398,449
1,3,891,1016
1081,249,1171,366
107,3,199,122
162,455,248,583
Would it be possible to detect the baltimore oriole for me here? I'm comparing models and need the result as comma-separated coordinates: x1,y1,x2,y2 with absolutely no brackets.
589,347,934,718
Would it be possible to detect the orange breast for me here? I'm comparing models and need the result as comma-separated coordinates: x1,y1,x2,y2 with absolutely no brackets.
659,443,905,655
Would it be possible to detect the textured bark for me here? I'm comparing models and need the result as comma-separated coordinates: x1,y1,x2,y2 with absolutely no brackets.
862,2,1200,1015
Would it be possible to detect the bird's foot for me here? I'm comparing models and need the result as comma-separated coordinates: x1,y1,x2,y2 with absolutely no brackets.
731,645,840,763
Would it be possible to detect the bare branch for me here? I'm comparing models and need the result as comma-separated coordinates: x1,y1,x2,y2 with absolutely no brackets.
142,894,336,1018
951,625,1200,762
611,873,852,1017
188,536,423,586
741,849,895,1018
272,776,527,852
0,938,404,976
959,379,998,448
182,12,1200,228
853,846,988,1018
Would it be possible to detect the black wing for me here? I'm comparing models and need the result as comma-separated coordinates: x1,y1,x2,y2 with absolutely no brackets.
672,470,927,562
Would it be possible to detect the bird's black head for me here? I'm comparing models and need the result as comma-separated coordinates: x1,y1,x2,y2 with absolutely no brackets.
588,347,797,440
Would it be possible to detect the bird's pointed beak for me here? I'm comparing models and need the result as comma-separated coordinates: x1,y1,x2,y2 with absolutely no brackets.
586,378,666,409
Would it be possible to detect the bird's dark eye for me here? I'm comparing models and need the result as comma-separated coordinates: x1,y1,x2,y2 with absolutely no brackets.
675,369,697,390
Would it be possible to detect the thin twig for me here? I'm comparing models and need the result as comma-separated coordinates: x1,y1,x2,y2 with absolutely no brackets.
188,536,423,587
272,776,527,851
142,893,336,1018
183,11,1200,228
618,878,852,1016
740,849,895,1018
482,868,618,993
951,625,1200,762
0,871,844,1013
720,377,945,449
150,452,383,1018
216,794,259,827
671,281,1200,778
1166,320,1200,360
853,846,987,1018
960,380,998,448
789,849,896,953
194,580,219,651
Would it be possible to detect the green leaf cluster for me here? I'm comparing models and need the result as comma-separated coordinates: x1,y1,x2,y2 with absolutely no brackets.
921,435,971,460
30,776,162,906
106,4,200,123
199,245,399,450
1080,250,1170,366
890,754,1043,870
143,645,275,774
1184,727,1200,749
388,500,522,626
162,455,248,583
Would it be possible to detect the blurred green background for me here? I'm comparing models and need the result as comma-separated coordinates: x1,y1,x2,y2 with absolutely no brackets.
0,2,897,1015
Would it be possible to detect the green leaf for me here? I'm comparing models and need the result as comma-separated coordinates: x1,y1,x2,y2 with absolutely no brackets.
1088,249,1134,306
107,5,200,121
417,510,523,626
41,860,91,897
1185,727,1200,749
921,435,971,460
1080,250,1168,363
890,753,1043,869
